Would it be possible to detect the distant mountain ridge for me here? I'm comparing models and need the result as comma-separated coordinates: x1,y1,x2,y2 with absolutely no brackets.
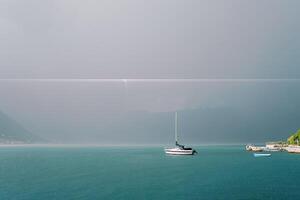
0,111,41,144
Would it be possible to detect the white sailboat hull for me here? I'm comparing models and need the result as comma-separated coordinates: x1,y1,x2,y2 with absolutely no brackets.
165,148,195,155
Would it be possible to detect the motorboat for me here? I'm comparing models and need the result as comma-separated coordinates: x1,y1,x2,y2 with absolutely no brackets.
285,145,300,153
246,144,263,152
254,153,271,157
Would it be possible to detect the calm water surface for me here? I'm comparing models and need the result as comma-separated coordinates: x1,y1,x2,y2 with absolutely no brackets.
0,146,299,200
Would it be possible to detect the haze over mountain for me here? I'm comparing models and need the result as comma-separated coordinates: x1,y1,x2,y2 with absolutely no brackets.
0,81,299,144
0,110,41,143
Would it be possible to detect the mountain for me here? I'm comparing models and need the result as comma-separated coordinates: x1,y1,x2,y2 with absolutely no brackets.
37,105,300,144
0,111,41,144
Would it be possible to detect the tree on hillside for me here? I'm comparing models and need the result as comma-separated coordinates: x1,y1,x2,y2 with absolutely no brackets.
287,129,300,145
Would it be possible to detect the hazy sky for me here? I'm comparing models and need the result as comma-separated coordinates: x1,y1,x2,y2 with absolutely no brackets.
0,1,300,144
1,0,300,78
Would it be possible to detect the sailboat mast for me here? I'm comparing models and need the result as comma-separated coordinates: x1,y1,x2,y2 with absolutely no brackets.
175,111,178,144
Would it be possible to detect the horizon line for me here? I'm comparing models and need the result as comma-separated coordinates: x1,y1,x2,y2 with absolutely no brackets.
0,78,300,82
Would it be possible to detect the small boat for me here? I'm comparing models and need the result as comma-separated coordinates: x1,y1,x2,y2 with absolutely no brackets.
246,144,263,152
265,143,284,151
285,146,300,153
245,144,252,151
254,153,271,157
165,112,197,155
264,148,280,152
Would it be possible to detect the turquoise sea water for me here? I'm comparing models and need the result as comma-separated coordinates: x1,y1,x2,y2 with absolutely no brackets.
1,145,300,200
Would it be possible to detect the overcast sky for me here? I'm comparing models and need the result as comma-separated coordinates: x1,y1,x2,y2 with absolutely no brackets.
1,0,300,78
0,0,300,144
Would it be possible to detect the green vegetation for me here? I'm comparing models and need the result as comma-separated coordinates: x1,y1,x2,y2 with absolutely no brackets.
287,129,300,145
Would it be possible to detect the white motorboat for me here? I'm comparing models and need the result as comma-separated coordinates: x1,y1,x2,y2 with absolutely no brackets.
264,148,280,152
286,145,300,153
165,112,197,155
245,144,263,152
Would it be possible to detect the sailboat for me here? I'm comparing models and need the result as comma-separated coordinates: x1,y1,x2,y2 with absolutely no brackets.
165,112,197,155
